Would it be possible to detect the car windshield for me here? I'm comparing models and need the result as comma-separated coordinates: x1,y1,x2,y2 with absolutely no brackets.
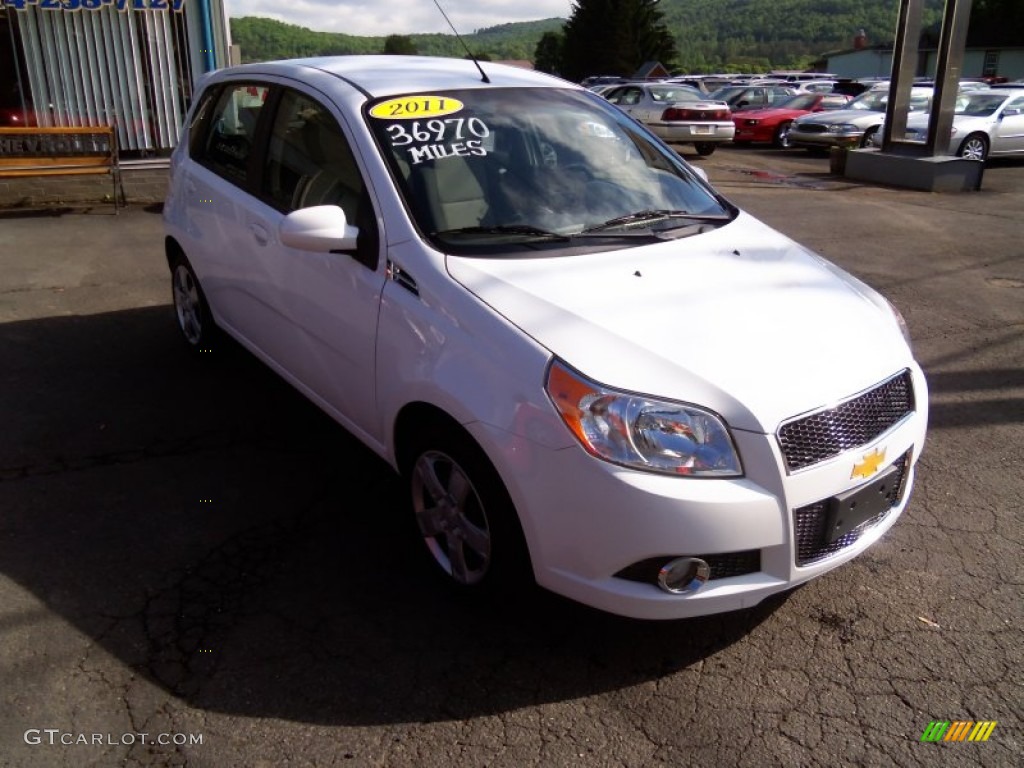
366,87,733,255
847,90,932,113
779,93,819,110
956,92,1009,116
647,85,703,102
708,87,756,104
848,91,890,111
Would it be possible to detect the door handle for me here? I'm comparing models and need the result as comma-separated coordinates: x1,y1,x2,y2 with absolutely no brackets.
250,222,269,245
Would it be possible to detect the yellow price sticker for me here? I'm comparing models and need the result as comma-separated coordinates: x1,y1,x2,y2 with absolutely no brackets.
369,96,464,120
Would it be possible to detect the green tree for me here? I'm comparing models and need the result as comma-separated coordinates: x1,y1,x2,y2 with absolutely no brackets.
561,0,678,82
534,31,564,75
383,34,418,55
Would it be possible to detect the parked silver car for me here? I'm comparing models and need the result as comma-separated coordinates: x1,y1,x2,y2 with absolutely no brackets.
902,88,1024,160
787,87,933,151
603,82,734,156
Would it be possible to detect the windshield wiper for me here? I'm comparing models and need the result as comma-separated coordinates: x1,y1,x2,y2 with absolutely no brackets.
433,224,571,241
581,210,731,233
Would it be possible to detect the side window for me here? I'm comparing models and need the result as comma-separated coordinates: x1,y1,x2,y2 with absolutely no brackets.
195,84,269,186
187,90,217,159
263,89,365,223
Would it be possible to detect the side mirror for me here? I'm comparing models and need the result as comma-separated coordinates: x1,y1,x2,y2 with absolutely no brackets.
279,205,359,253
1002,107,1021,117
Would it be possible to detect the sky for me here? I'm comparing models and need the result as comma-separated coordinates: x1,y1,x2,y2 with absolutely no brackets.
225,0,575,38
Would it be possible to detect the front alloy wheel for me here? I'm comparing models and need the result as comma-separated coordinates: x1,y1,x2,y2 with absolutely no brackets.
774,121,793,148
412,450,493,586
404,424,531,596
958,133,989,162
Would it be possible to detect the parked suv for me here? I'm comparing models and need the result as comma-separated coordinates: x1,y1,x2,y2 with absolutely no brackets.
163,56,927,620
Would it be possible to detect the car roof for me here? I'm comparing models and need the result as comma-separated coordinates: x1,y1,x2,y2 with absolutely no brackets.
208,56,571,98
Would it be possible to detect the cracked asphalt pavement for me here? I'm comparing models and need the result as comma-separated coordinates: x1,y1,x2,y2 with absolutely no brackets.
0,149,1021,767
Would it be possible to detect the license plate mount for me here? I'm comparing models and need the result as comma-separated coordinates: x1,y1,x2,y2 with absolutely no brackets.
824,465,899,543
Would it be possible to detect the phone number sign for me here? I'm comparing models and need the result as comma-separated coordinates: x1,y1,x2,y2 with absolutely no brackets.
1,0,185,10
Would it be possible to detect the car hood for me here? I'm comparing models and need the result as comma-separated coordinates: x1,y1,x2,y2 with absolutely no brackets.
795,108,881,127
446,213,912,434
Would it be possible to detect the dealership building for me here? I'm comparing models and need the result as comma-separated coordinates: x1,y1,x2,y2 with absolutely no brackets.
0,0,233,206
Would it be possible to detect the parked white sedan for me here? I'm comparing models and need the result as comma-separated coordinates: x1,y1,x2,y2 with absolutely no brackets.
603,82,735,155
164,56,927,620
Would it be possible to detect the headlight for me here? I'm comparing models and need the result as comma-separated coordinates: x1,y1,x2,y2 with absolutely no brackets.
545,361,743,477
745,119,760,125
827,123,857,133
886,298,914,351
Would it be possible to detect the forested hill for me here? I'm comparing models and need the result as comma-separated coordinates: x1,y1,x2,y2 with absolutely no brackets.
231,0,947,70
229,17,564,64
661,0,945,71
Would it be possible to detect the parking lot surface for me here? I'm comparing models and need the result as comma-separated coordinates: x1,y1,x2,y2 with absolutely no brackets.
0,147,1021,767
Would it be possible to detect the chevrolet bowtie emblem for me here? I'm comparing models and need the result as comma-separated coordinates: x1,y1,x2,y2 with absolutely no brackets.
851,447,886,480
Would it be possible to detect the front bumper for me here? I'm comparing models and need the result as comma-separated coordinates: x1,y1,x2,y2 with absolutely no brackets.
788,128,863,149
471,367,928,620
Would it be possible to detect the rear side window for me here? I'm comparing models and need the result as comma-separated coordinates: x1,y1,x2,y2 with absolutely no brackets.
195,84,269,186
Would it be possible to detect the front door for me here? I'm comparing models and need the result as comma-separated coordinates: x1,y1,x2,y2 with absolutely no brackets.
247,86,386,443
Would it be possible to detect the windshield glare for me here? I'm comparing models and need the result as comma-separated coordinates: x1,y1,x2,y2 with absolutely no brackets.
957,93,1007,116
850,90,932,112
366,88,731,253
849,91,889,111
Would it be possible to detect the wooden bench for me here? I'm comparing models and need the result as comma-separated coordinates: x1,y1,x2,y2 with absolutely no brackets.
0,125,126,212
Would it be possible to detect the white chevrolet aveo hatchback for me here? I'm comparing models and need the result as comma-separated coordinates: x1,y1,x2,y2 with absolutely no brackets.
164,56,928,620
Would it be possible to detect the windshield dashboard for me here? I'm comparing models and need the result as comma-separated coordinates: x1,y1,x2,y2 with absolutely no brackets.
365,87,736,256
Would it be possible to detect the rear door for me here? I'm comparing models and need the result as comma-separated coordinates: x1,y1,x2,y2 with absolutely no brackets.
181,82,279,352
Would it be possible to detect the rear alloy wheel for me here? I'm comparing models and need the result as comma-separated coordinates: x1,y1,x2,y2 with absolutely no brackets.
406,426,530,595
170,254,217,352
958,133,989,162
773,121,793,148
694,142,717,156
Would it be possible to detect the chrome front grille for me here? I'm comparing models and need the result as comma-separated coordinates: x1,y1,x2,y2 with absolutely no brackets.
793,450,911,566
777,370,915,471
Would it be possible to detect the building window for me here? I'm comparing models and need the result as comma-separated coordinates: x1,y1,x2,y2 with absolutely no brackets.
1,5,195,159
982,51,999,78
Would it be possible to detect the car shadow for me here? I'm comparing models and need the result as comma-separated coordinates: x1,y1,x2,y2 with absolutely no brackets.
0,306,788,726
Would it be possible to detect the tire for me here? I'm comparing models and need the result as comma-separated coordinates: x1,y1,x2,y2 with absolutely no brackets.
170,252,218,352
694,142,717,156
958,133,989,162
860,126,879,148
773,121,793,149
404,423,531,596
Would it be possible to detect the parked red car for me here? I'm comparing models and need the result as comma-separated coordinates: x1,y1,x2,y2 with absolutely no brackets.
732,93,853,147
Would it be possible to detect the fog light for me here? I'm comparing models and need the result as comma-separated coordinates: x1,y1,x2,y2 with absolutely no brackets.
657,557,710,594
